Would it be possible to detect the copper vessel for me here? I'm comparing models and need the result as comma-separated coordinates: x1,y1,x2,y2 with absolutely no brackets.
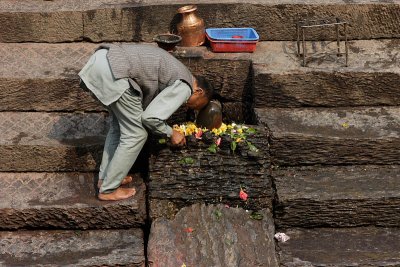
176,5,205,47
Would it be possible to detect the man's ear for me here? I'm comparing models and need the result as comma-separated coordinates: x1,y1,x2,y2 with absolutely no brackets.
195,87,204,94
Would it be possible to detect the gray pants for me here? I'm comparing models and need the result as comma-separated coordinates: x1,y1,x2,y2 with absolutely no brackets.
99,87,148,193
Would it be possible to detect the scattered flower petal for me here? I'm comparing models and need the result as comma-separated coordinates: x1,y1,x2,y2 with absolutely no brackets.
184,227,194,233
274,232,290,242
215,137,222,146
239,188,248,201
225,204,230,208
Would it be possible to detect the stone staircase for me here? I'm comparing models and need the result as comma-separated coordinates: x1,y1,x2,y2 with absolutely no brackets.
1,1,399,266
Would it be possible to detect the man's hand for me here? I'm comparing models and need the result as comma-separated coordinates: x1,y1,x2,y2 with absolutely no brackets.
170,129,186,147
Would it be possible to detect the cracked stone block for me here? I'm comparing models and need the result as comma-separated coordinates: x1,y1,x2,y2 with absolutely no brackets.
148,203,278,267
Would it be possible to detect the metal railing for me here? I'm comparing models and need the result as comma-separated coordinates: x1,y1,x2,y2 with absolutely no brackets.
296,18,349,67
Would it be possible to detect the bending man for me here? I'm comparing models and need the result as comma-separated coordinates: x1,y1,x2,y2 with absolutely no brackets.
79,44,213,201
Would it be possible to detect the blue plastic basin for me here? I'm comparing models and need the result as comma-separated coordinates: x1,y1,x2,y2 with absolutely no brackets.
205,28,259,41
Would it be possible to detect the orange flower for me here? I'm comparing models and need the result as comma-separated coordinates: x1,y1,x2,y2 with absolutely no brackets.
239,188,248,201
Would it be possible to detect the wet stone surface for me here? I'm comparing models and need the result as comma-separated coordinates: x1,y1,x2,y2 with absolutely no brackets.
148,125,273,220
148,203,278,267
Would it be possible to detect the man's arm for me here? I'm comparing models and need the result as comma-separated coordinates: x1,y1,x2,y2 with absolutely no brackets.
141,80,191,142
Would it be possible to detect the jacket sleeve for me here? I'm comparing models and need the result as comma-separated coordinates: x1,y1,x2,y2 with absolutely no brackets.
141,80,191,137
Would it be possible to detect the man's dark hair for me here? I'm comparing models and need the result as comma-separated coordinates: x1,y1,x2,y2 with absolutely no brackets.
195,75,214,100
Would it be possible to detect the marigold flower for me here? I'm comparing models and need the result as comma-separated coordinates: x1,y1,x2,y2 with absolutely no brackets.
239,188,248,201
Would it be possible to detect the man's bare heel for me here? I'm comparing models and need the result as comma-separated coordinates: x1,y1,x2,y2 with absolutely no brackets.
98,187,136,201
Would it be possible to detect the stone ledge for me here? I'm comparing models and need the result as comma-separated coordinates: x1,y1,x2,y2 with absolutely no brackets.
278,227,400,266
252,39,400,107
1,1,399,42
255,107,400,166
148,203,278,267
0,172,146,230
0,112,107,171
0,43,250,120
274,165,400,228
0,229,145,266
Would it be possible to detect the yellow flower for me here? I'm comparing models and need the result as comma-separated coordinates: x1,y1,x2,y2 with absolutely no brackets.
219,123,227,133
236,137,242,142
212,128,222,135
237,128,243,134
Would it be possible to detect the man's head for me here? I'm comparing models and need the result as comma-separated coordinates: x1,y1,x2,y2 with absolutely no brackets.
186,76,213,111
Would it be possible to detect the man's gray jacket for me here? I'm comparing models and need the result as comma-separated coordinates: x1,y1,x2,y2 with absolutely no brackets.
98,43,194,109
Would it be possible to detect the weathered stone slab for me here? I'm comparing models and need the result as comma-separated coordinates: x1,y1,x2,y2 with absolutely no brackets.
0,11,83,42
0,43,251,118
274,165,400,228
255,107,400,166
253,40,400,107
148,204,278,267
0,229,145,266
1,1,400,42
0,172,146,229
148,126,273,220
0,112,107,171
278,227,400,266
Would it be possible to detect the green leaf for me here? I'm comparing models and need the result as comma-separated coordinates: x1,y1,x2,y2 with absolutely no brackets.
250,212,263,220
230,141,237,152
208,144,217,153
179,157,195,165
246,128,257,134
247,142,259,153
158,138,166,144
214,209,223,220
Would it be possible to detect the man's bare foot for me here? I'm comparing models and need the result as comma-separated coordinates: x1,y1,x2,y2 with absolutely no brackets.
98,187,136,201
97,175,133,189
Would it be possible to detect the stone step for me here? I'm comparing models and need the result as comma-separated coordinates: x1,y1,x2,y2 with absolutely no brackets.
2,40,397,114
0,229,145,266
0,43,250,121
274,165,400,228
0,112,107,171
253,39,400,107
0,172,146,230
278,227,400,266
255,107,400,166
148,203,278,267
148,126,274,220
0,1,399,42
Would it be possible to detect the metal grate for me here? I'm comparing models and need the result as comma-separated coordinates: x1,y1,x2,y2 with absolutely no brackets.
296,18,349,67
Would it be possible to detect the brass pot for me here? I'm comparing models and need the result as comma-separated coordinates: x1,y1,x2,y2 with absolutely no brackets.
176,5,205,47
